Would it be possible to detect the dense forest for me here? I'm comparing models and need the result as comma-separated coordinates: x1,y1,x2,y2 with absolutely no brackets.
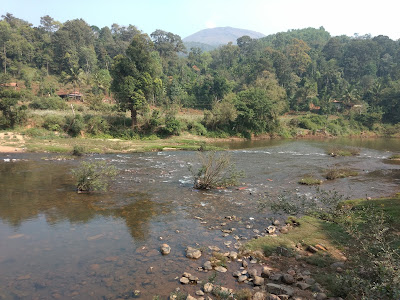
1,13,400,139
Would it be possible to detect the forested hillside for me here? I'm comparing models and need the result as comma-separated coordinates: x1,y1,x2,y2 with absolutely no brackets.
1,13,400,139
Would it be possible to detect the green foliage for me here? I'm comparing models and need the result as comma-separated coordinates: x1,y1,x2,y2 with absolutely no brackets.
0,90,27,129
187,121,207,136
298,175,322,185
327,146,360,157
162,115,182,136
42,114,66,131
29,96,68,110
72,145,85,156
72,161,118,192
64,114,84,137
85,115,110,135
325,168,358,180
190,151,244,190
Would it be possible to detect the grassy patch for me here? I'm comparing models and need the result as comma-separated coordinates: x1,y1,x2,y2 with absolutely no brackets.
298,175,323,185
325,168,358,180
327,146,360,157
389,154,400,160
246,215,348,258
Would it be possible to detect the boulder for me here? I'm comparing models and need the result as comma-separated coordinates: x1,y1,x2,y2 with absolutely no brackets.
266,283,294,296
180,277,190,284
253,276,264,286
203,261,213,270
160,244,171,255
186,247,202,259
203,282,213,293
214,266,227,273
252,292,267,300
282,274,295,284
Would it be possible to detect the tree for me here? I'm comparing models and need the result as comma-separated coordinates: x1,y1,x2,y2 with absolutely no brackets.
111,33,160,128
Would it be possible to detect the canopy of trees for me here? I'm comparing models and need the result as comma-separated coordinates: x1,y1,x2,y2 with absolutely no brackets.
1,13,400,132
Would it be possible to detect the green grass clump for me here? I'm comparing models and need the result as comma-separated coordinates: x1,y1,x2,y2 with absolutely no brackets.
298,175,322,185
389,154,400,160
325,168,358,180
327,146,360,157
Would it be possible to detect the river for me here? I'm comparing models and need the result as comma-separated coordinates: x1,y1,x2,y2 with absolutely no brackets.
0,138,399,299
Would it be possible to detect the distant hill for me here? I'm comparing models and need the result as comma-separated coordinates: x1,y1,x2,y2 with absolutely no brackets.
183,26,265,47
183,41,218,52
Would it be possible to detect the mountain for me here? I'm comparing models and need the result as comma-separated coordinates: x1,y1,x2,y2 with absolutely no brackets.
183,26,265,47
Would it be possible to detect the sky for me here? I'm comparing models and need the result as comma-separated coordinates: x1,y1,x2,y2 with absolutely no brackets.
1,0,399,40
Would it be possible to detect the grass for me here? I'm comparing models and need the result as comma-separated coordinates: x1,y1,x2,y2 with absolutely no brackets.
327,146,360,157
389,154,400,160
325,168,359,180
246,215,348,258
298,175,323,185
247,194,400,298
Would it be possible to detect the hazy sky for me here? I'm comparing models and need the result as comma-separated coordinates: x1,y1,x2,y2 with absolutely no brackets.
1,0,399,40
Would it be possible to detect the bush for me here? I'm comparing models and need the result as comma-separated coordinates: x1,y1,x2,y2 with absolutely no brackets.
29,96,68,110
72,161,118,192
72,145,85,156
64,114,85,137
188,121,207,136
85,115,110,136
42,115,66,131
190,151,244,190
325,168,358,180
163,116,182,136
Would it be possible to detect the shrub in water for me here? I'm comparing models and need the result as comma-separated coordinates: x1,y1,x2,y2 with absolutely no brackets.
72,161,118,193
190,151,244,190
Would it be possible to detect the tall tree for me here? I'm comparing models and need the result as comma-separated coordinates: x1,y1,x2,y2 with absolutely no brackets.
111,33,160,128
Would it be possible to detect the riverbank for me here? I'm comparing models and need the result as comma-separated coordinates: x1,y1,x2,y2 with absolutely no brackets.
0,129,394,154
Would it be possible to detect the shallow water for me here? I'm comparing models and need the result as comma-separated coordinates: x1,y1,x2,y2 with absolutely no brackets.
0,138,399,299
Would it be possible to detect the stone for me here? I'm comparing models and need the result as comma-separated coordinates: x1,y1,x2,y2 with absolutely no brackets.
238,275,247,282
203,261,213,270
161,244,171,255
189,275,199,282
270,273,282,281
186,247,202,259
287,269,296,276
282,274,295,284
296,282,311,290
209,246,220,252
266,283,294,296
280,227,289,234
203,282,213,293
253,276,264,286
277,295,289,300
242,260,248,268
233,270,242,277
248,268,258,278
315,244,327,251
307,245,318,253
215,266,227,273
196,290,205,296
261,266,272,278
330,261,345,269
186,295,197,300
315,293,327,300
253,292,267,300
266,294,280,300
266,226,276,234
305,278,315,285
272,220,280,226
229,251,238,260
180,277,190,284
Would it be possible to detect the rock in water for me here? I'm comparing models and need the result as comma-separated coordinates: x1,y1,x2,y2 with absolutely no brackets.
160,244,171,255
186,247,202,259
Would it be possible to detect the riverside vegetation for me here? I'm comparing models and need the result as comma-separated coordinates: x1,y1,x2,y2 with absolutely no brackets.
1,14,400,154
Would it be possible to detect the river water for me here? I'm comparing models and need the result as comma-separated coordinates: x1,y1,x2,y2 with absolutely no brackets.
0,138,399,299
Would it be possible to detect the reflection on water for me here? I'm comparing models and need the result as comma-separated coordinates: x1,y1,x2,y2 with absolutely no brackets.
0,138,399,299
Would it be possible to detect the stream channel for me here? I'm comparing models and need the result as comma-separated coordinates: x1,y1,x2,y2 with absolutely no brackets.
0,138,399,299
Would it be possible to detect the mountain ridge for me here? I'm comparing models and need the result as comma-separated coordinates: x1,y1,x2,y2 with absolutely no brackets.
183,26,265,46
